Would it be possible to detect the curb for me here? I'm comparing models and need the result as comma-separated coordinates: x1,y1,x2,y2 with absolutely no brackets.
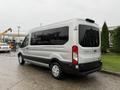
101,70,120,77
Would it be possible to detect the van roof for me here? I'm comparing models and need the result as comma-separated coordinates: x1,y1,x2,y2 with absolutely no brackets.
29,18,98,33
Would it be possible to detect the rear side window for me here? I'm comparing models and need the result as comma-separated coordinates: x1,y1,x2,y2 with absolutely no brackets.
31,26,69,45
79,25,99,47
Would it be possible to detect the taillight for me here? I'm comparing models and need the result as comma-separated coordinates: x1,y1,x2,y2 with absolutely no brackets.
72,45,78,65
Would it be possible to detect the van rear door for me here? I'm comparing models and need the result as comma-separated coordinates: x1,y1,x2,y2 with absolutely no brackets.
78,25,101,64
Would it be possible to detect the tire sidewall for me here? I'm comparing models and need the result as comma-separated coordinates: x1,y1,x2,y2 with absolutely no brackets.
51,62,63,79
18,54,25,65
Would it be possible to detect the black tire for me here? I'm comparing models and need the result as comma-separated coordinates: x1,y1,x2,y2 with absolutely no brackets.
18,54,25,65
50,62,63,79
7,51,10,53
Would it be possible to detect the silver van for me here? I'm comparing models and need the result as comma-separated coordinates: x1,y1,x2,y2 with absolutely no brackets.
18,18,102,79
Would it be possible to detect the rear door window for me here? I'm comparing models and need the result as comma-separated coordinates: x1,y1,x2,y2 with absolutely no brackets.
79,25,99,47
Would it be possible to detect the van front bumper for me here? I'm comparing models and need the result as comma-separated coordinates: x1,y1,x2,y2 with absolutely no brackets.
61,61,102,75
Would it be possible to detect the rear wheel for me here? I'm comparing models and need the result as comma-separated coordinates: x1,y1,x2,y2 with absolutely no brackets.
50,62,63,79
18,54,25,65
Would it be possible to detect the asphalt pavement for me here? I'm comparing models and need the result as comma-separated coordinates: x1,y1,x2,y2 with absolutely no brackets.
0,52,120,90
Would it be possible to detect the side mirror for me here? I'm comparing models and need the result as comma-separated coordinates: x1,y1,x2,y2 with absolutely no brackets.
18,43,22,48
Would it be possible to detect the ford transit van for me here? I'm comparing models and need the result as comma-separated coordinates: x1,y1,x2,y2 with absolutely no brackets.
18,18,102,79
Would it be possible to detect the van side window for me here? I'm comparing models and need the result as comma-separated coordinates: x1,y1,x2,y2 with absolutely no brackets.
31,26,69,45
21,35,29,48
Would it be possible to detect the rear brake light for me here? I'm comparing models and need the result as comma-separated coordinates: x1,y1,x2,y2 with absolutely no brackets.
72,45,78,65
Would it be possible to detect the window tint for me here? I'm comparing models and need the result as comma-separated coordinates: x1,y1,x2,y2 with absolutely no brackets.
79,25,99,47
31,26,69,45
21,35,29,48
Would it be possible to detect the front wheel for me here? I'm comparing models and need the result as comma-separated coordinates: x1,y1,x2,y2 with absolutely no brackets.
18,54,25,65
50,62,63,79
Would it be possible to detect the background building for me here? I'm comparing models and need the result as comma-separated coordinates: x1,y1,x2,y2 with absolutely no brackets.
108,26,120,47
1,31,27,43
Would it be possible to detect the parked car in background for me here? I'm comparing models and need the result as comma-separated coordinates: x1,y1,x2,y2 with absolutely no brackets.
0,43,11,52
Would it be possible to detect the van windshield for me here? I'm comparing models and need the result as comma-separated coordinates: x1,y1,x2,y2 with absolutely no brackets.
79,25,99,47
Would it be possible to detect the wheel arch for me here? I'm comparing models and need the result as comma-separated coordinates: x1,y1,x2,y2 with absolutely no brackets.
49,58,62,69
18,52,22,57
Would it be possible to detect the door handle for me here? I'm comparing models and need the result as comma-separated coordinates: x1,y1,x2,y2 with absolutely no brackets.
26,47,29,49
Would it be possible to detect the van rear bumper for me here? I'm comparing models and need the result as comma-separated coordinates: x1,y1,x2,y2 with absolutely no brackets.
61,61,102,75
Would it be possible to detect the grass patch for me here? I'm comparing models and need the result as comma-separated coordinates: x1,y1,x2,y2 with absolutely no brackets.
102,53,120,72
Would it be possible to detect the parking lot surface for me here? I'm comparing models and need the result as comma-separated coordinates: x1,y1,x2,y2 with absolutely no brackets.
0,52,120,90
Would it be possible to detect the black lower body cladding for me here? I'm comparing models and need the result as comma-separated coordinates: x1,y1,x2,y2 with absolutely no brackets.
23,55,102,75
61,61,102,75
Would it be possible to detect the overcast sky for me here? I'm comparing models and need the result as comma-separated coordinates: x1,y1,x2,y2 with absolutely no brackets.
0,0,119,32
